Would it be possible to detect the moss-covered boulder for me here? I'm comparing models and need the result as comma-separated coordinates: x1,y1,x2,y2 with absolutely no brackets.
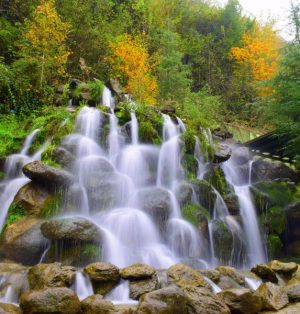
175,183,193,207
121,264,156,280
136,285,188,314
183,285,230,314
129,275,159,300
28,263,76,290
23,161,74,189
41,217,102,243
269,260,298,276
167,264,210,289
0,218,48,265
20,287,81,314
251,264,278,283
258,282,289,311
284,281,300,302
84,262,120,295
191,179,216,212
81,294,115,314
217,288,262,314
13,182,53,216
216,266,245,285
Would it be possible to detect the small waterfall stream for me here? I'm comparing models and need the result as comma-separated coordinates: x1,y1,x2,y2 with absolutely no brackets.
0,129,43,232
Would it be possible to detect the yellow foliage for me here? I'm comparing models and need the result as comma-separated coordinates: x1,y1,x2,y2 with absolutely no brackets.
110,34,157,105
21,0,71,87
229,24,281,95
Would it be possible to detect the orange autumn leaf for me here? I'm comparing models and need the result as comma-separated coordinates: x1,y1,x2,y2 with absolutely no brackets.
229,24,281,95
110,34,157,105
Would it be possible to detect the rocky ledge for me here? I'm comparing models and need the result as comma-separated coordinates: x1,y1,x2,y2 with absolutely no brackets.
0,260,299,313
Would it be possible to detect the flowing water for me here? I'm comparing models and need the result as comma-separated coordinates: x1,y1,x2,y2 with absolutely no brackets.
0,88,268,302
0,129,43,232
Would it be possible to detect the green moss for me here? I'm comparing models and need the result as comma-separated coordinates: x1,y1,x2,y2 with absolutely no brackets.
182,204,200,226
2,203,26,234
267,234,283,259
115,101,132,125
138,120,161,144
206,167,231,197
88,79,104,102
40,191,62,218
181,129,196,154
260,206,287,235
182,154,198,180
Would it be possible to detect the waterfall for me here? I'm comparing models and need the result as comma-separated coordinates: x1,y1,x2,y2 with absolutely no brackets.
222,149,266,266
0,129,43,232
74,271,94,301
102,86,115,109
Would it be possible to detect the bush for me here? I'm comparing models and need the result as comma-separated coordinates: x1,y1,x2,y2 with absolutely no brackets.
88,79,104,102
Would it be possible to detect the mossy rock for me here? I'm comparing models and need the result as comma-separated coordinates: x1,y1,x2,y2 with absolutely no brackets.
267,234,284,259
191,179,216,212
138,120,161,144
260,206,287,235
204,166,231,197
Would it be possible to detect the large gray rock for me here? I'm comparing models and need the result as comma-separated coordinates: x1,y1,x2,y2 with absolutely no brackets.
136,286,188,314
217,288,262,314
81,294,115,314
213,144,232,163
53,147,74,168
216,266,245,285
41,217,102,243
175,183,193,207
20,287,81,314
137,187,172,228
23,161,74,188
28,263,76,289
260,302,300,314
183,285,230,314
0,218,48,265
258,282,289,311
251,159,300,183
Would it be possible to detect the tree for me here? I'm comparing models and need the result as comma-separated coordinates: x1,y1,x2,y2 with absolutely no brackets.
110,34,157,104
156,30,191,104
229,23,281,95
17,0,71,90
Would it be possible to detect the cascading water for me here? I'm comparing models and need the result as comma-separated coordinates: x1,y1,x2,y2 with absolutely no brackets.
102,86,115,109
222,147,266,266
74,271,94,301
0,129,43,232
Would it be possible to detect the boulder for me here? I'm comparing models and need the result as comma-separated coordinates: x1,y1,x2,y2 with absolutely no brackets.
269,260,298,276
251,159,300,183
121,264,156,280
175,183,193,207
199,270,220,283
218,276,243,290
213,144,232,163
260,302,300,314
20,287,81,314
13,182,53,216
231,147,250,165
0,303,21,314
23,161,74,188
251,264,278,283
183,285,230,314
28,263,76,289
167,264,210,289
284,277,300,302
53,147,74,168
136,285,188,314
258,282,289,311
223,193,240,215
81,294,115,314
129,275,159,300
0,263,26,274
41,217,102,243
0,218,48,265
216,266,245,285
109,78,125,102
115,304,138,314
85,262,120,295
217,288,262,314
137,187,172,229
213,128,233,140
